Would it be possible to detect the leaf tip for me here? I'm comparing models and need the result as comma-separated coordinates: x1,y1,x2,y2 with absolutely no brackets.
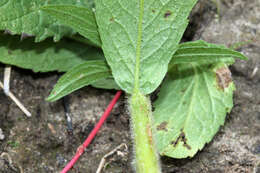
46,91,57,102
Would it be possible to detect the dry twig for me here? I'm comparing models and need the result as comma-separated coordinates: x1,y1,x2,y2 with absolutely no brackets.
250,66,258,79
3,66,11,95
96,143,128,173
0,152,23,173
0,81,31,117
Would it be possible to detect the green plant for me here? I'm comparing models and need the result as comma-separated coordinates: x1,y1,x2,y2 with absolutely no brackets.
0,0,247,172
7,140,20,148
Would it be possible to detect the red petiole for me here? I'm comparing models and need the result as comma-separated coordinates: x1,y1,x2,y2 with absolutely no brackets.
61,90,122,173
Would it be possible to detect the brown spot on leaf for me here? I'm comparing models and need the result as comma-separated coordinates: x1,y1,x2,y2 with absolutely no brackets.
171,129,191,150
171,133,182,147
183,143,192,150
110,17,114,22
216,67,232,90
152,9,155,13
8,50,12,55
164,10,172,18
181,88,186,93
157,121,168,131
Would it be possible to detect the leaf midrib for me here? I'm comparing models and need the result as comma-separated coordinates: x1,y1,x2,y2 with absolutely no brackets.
134,0,144,92
163,64,199,152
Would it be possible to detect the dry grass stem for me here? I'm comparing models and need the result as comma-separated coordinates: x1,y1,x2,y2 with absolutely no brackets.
3,66,11,95
0,152,24,173
250,66,258,79
96,143,128,173
0,81,31,117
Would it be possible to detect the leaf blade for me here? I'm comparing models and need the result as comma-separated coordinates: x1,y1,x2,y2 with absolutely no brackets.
41,5,101,46
153,62,235,158
0,0,89,42
171,40,248,65
0,34,103,72
47,60,112,102
0,34,118,91
91,78,120,90
95,0,198,94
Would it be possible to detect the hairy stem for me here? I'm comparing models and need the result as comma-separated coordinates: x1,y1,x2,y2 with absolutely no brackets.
129,91,161,173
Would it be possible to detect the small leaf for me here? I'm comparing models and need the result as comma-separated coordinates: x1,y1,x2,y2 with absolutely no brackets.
153,62,235,158
0,0,89,42
47,60,112,102
41,5,101,46
95,0,198,94
0,34,103,72
170,40,247,66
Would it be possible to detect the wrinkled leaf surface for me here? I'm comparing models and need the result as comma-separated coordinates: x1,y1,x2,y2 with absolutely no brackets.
0,0,89,42
0,34,103,72
95,0,198,94
153,62,234,158
41,5,101,46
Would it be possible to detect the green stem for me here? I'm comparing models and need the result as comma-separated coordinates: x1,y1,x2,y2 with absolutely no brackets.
129,91,161,173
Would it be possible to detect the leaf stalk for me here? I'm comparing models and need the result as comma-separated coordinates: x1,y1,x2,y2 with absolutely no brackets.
129,91,161,173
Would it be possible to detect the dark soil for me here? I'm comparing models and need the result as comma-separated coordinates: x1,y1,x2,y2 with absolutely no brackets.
0,0,259,172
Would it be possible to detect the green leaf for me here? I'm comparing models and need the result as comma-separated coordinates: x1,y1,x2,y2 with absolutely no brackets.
47,60,112,102
95,0,198,94
91,78,120,90
170,40,248,66
0,34,103,72
41,5,101,46
0,0,89,42
153,62,235,158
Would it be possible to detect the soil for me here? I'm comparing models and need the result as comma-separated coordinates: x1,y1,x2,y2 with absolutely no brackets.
0,0,260,172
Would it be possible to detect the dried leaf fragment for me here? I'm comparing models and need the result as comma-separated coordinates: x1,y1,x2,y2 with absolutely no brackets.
216,67,232,90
